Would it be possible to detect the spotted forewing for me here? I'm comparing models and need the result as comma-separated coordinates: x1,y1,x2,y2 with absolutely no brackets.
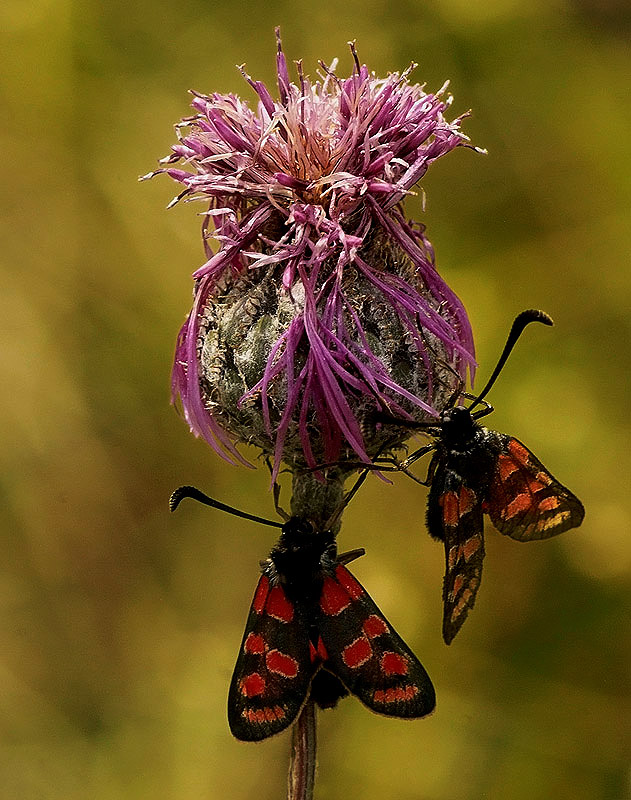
316,564,435,716
228,573,312,740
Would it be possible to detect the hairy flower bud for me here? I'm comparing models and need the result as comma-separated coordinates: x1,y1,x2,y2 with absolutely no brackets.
145,32,481,478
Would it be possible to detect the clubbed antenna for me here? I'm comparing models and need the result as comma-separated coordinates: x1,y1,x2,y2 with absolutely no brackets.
468,309,553,412
170,485,283,529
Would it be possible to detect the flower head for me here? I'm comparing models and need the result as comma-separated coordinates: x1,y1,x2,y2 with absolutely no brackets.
145,31,479,478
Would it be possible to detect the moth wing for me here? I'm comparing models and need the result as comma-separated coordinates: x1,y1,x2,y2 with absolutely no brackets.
431,472,486,645
228,574,313,741
315,564,436,718
485,435,585,541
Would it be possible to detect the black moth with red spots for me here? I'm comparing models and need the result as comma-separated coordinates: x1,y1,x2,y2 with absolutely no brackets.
228,517,435,740
375,310,585,644
423,409,584,644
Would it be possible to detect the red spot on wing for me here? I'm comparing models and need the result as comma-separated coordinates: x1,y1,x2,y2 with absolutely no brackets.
265,649,299,679
373,685,419,704
508,439,531,465
342,636,372,669
265,706,285,722
497,454,519,480
240,672,266,697
451,574,464,597
381,652,409,676
458,486,476,514
309,636,329,663
505,492,534,518
335,566,364,599
450,583,477,622
440,491,459,527
316,636,328,661
363,615,389,638
539,496,560,511
244,708,266,724
243,706,285,724
252,576,269,613
526,476,547,494
265,586,294,622
320,577,351,615
244,633,266,654
448,536,481,571
461,535,482,562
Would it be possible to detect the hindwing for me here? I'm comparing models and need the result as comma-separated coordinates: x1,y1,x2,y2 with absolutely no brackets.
484,435,585,541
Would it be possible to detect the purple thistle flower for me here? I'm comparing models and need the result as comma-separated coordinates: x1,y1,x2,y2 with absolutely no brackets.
145,31,480,478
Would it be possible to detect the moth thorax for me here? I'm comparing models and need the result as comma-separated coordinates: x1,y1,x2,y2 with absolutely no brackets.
440,405,478,448
272,520,335,584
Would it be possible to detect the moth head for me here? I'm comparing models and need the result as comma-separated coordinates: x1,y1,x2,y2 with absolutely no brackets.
440,405,477,442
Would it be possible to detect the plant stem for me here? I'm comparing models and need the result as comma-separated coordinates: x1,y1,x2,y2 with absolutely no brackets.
289,469,346,533
288,700,317,800
285,469,354,799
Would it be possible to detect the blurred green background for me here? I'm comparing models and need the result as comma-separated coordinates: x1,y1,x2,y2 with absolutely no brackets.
2,0,630,798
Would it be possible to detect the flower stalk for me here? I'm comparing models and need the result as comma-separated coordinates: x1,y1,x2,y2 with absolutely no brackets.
288,700,317,800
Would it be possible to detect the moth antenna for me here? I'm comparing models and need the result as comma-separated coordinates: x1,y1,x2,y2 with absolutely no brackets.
170,485,284,529
468,309,553,412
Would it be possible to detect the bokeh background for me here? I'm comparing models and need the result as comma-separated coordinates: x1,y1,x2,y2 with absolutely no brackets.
2,0,630,798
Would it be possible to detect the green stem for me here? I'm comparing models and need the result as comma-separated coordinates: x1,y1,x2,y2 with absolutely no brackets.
286,467,364,798
290,469,345,533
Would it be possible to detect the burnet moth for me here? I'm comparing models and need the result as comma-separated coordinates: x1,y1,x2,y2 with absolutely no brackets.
368,310,585,644
170,478,436,741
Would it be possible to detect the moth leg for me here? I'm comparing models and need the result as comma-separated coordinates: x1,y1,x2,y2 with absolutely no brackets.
325,468,371,530
264,457,291,521
398,444,436,475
